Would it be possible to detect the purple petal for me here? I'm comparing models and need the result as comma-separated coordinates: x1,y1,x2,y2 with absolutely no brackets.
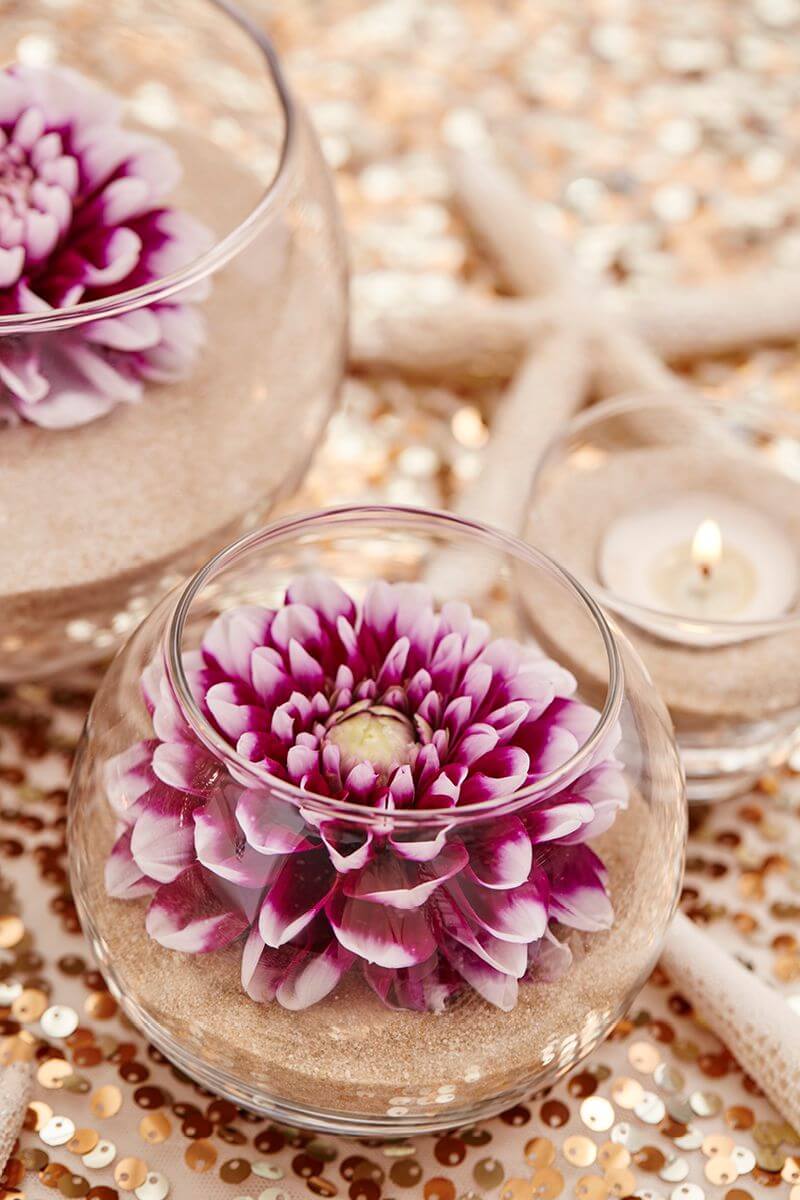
276,941,355,1010
440,937,518,1011
202,606,273,684
194,796,272,887
525,799,595,844
146,866,248,953
546,845,614,932
326,891,436,968
241,927,289,1002
151,741,220,796
286,573,356,628
258,850,335,947
206,682,266,744
130,797,197,884
319,823,373,873
364,955,457,1014
236,790,310,855
104,740,157,820
453,868,549,943
458,745,530,805
104,827,157,899
343,843,468,909
463,816,533,889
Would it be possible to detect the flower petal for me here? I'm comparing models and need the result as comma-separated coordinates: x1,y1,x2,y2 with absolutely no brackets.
276,940,355,1010
343,842,468,909
463,816,533,889
145,865,248,953
130,796,197,884
194,795,272,887
546,845,614,932
453,867,549,943
236,789,310,855
440,937,519,1011
326,891,436,967
258,850,335,947
104,827,157,899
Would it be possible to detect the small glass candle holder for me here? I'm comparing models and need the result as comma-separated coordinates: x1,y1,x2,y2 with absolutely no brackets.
527,394,800,801
0,1,346,680
70,505,685,1135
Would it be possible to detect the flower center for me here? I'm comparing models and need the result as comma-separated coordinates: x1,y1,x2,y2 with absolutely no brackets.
325,704,416,780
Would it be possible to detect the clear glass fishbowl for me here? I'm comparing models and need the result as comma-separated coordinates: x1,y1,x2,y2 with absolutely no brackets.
70,506,686,1136
0,0,347,679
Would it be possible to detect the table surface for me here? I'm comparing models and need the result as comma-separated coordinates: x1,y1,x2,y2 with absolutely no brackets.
4,0,800,1197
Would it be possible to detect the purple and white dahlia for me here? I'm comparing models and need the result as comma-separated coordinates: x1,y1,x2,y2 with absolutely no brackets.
0,64,210,428
105,575,627,1013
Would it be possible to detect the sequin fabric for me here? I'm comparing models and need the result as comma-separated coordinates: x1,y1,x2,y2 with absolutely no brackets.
4,0,800,1195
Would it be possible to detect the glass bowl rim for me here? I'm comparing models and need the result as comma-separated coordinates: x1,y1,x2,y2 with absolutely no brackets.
0,0,296,336
531,391,800,640
164,503,625,828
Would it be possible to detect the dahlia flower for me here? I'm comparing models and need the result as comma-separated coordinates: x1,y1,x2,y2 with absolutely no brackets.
0,64,210,428
105,575,627,1013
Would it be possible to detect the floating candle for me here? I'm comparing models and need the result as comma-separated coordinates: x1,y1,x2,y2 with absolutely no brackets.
598,492,798,643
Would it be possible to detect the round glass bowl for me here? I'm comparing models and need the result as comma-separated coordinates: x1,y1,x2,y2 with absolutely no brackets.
70,505,685,1135
527,394,800,801
0,1,347,681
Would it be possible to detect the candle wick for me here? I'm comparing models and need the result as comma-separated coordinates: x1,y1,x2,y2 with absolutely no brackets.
698,561,712,581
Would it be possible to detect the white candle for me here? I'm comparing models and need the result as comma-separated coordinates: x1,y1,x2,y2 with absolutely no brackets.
598,492,798,646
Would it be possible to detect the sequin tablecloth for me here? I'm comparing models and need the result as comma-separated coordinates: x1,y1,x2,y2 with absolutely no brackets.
4,0,800,1196
1,685,800,1200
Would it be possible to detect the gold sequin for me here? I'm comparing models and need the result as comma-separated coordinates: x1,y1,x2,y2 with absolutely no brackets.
501,1181,535,1200
12,986,48,1022
81,1138,116,1169
580,1097,615,1132
702,1135,735,1157
575,1175,610,1200
726,1107,755,1131
185,1139,217,1172
132,1171,170,1200
139,1111,172,1144
627,1041,661,1073
28,1100,53,1130
65,1128,99,1156
783,1158,800,1183
37,1058,73,1089
525,1138,556,1168
564,1137,597,1168
84,991,117,1019
705,1157,737,1185
732,1147,756,1174
90,1085,122,1118
754,1122,786,1147
530,1166,563,1198
756,1146,786,1173
473,1158,505,1190
604,1167,636,1196
0,915,25,948
114,1156,148,1191
611,1078,644,1109
598,1144,630,1170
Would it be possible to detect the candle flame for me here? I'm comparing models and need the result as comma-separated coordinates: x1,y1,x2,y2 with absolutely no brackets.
692,518,722,577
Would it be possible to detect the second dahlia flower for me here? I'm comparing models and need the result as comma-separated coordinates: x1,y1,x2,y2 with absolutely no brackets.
105,575,627,1013
0,64,211,428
